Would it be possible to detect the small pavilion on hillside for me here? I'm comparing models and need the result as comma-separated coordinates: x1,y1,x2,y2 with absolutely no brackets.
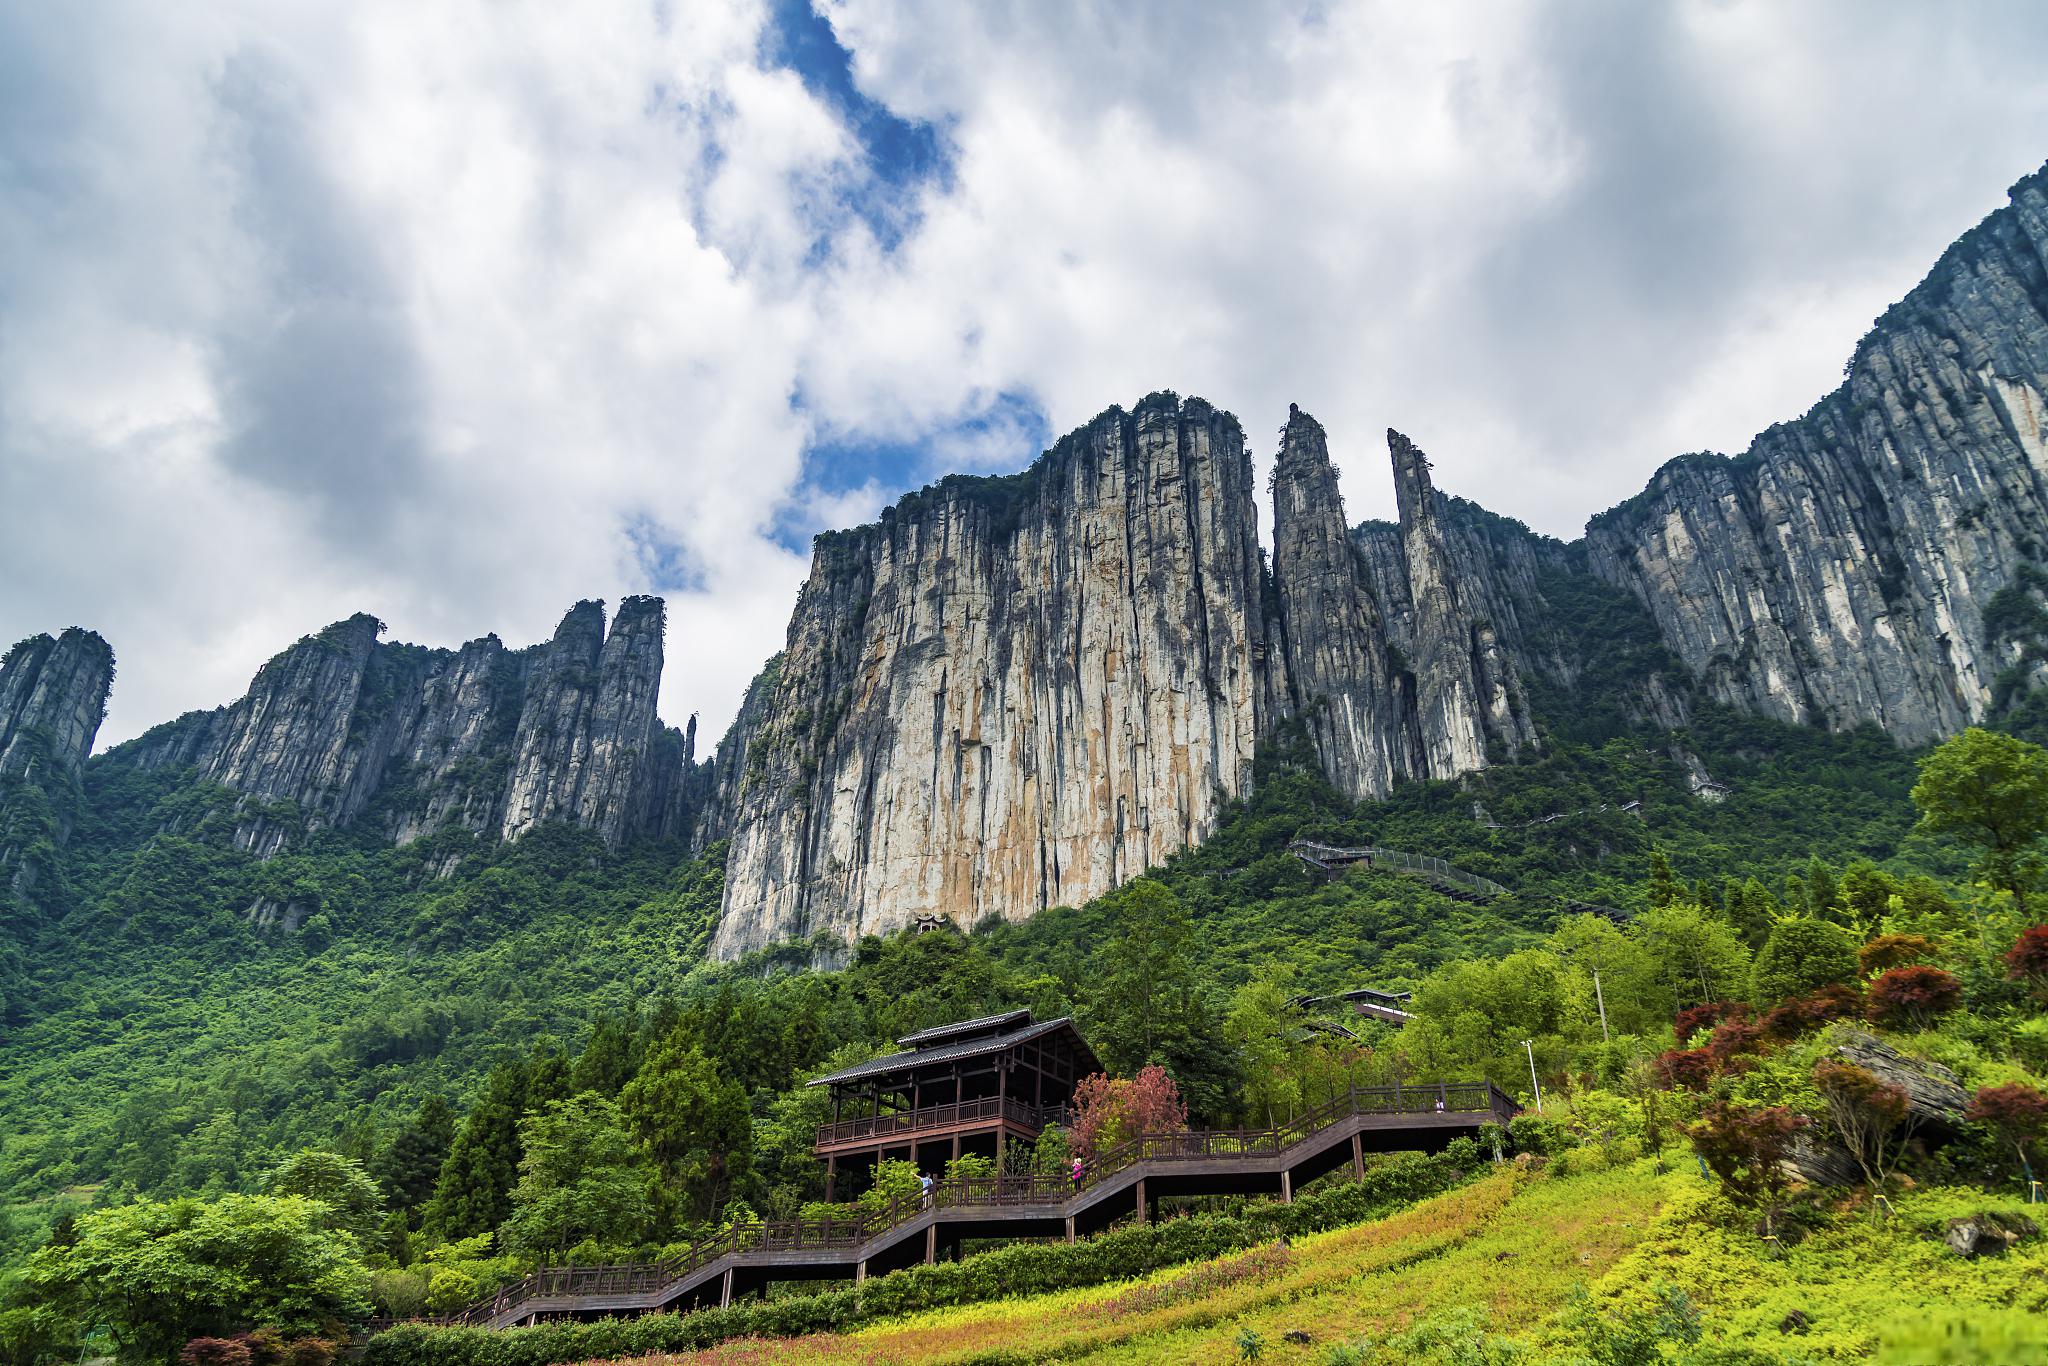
807,1009,1101,1200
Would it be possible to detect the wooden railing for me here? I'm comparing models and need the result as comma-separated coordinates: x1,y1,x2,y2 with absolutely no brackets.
423,1079,1514,1330
814,1095,1056,1148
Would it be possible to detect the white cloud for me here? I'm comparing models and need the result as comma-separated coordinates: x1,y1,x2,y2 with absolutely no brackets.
3,0,2046,750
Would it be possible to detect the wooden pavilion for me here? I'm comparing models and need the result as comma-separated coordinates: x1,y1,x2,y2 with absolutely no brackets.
807,1009,1101,1200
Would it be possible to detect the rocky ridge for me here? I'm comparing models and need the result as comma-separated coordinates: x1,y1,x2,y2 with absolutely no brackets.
105,598,702,855
22,160,2048,959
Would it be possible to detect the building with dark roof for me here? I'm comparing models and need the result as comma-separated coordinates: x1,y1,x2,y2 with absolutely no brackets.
806,1009,1102,1199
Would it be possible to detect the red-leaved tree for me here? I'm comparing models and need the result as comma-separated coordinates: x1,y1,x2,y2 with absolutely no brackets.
1687,1101,1808,1235
1864,966,1962,1031
1655,1048,1716,1091
2006,926,2048,992
1760,984,1865,1042
1070,1064,1188,1162
1674,1001,1748,1045
1812,1059,1915,1193
1966,1083,2048,1182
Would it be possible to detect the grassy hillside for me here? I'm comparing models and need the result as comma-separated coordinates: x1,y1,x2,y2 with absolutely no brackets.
607,1155,2044,1365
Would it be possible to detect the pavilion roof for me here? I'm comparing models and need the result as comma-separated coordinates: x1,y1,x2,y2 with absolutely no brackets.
807,1015,1101,1089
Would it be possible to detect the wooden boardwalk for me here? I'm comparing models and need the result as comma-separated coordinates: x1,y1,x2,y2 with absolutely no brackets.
1285,841,1508,901
410,1081,1517,1332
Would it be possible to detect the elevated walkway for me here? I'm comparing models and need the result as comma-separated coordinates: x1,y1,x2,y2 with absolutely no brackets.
411,1081,1517,1331
1285,841,1507,901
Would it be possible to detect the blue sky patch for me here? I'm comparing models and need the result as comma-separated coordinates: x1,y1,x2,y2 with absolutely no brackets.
763,0,949,251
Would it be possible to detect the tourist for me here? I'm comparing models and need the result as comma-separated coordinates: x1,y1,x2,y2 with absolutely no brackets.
920,1171,934,1208
1070,1156,1083,1190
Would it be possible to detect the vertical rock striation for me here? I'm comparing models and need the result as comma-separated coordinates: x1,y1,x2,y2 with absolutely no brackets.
100,598,701,855
1267,405,1413,799
711,393,1281,958
0,629,115,781
1,628,115,898
1583,165,2048,744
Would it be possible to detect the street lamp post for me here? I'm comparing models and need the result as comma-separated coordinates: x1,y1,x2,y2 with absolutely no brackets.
1523,1038,1543,1113
1593,967,1610,1044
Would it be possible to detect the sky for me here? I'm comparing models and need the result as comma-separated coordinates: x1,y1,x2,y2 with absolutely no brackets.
4,1,2048,750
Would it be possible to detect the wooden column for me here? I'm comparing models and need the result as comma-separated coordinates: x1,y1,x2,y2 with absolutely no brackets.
1064,1215,1076,1243
720,1268,733,1309
1135,1178,1147,1225
825,1154,838,1203
951,1133,961,1162
1281,1169,1293,1204
1351,1132,1365,1182
855,1260,867,1285
925,1224,937,1265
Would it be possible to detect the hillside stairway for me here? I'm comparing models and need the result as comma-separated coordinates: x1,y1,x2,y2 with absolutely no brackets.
407,1081,1517,1331
1285,841,1508,901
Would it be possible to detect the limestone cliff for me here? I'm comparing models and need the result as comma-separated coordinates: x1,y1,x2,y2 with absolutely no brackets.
1267,405,1415,799
710,393,1281,958
104,598,700,855
0,628,114,781
0,628,115,897
1583,166,2048,744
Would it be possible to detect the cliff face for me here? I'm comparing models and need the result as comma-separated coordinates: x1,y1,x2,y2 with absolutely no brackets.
0,629,114,781
1583,167,2048,744
104,598,701,855
711,394,1282,958
1,628,115,898
1268,406,1414,800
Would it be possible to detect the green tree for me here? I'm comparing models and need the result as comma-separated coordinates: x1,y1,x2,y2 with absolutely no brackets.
1630,904,1751,1009
1081,878,1237,1120
23,1195,369,1362
567,1014,639,1096
1752,918,1861,1003
618,1039,752,1224
264,1150,385,1245
1222,969,1301,1127
425,1063,527,1239
502,1094,652,1260
371,1097,455,1220
1086,879,1200,1073
1646,851,1684,909
1912,727,2048,917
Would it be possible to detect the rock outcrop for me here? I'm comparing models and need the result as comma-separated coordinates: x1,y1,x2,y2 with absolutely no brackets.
1583,166,2048,744
710,394,1283,958
0,628,115,898
1268,406,1413,799
104,598,701,855
0,628,114,781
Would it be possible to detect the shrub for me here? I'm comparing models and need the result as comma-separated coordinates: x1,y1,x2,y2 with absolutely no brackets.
2005,925,2048,986
1656,1048,1716,1091
1674,1000,1748,1045
1754,919,1862,1003
1760,984,1864,1041
181,1340,253,1366
1812,1059,1914,1191
1967,1083,2048,1178
1507,1114,1570,1156
1860,933,1938,977
1865,965,1963,1030
1687,1102,1807,1235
